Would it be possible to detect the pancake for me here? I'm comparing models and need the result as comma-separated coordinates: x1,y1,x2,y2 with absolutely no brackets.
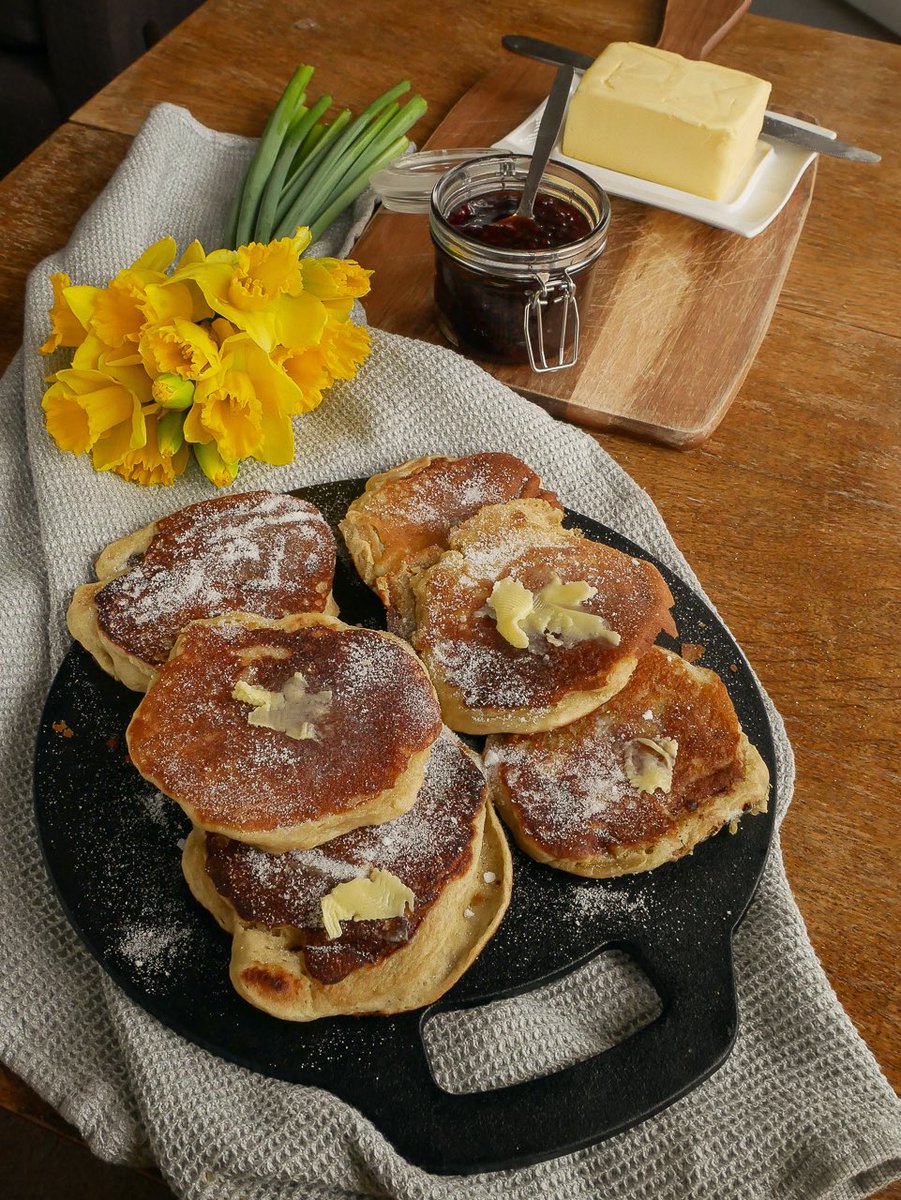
67,491,337,692
127,612,443,851
485,646,769,878
339,453,560,635
181,730,513,1019
411,499,677,734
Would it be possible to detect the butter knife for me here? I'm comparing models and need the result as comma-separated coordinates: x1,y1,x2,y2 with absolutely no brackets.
502,34,881,163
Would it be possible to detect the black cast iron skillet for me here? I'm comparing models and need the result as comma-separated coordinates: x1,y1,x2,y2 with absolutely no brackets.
34,478,776,1174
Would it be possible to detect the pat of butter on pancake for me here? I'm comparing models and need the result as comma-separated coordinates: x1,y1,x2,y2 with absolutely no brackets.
562,42,771,201
320,869,415,939
232,672,332,740
624,736,679,794
488,575,621,650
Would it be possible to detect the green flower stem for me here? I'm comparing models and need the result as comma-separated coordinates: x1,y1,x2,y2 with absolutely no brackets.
307,135,411,240
228,69,428,248
231,64,314,248
254,92,332,243
281,81,411,229
325,95,426,205
274,109,352,228
296,120,327,164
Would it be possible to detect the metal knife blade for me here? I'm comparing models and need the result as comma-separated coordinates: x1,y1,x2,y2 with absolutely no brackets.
502,34,881,163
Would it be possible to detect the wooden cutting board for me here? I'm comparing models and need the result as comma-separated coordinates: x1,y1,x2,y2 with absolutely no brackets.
352,3,816,448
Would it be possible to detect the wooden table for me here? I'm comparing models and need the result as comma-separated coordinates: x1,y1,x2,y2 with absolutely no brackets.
1,0,898,1190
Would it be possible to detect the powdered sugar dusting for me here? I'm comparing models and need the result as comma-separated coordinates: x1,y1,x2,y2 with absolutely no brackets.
207,730,483,928
373,454,555,538
115,922,192,991
129,620,443,830
491,727,634,847
96,492,336,666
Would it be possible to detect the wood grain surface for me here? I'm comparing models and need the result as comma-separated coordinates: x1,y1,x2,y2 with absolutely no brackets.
352,56,816,444
0,0,898,1192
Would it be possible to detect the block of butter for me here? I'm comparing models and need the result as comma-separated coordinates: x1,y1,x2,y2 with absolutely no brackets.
562,42,772,202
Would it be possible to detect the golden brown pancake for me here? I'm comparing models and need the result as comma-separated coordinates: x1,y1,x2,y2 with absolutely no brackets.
182,729,513,1019
127,612,443,851
67,491,337,692
339,453,560,634
411,499,677,734
485,646,769,877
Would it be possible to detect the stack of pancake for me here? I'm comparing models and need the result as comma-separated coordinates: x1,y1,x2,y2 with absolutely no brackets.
68,489,512,1021
69,458,769,1020
342,453,769,880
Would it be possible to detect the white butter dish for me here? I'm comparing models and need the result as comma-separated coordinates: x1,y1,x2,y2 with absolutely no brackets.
494,79,826,238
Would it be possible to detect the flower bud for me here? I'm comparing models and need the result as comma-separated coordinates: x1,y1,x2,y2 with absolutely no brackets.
156,410,186,457
152,372,195,410
193,441,238,488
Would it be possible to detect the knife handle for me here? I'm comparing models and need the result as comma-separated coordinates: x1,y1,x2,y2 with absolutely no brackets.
656,0,751,59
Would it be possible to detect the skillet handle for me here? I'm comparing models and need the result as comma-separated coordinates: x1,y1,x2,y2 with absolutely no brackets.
346,934,738,1174
656,0,752,58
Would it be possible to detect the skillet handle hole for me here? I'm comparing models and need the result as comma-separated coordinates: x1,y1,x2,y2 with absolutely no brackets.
421,948,661,1094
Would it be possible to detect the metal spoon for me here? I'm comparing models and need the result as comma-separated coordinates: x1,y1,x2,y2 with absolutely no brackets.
508,64,575,221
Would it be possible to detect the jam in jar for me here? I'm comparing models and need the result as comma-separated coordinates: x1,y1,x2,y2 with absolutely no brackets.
447,190,592,250
430,155,610,370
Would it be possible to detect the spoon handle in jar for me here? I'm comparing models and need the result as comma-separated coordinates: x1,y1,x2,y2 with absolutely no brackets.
517,65,575,219
655,0,752,59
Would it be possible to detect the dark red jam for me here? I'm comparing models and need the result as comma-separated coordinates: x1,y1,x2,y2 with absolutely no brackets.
448,189,591,250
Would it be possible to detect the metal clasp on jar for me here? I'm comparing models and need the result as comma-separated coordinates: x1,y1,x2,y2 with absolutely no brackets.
523,270,580,373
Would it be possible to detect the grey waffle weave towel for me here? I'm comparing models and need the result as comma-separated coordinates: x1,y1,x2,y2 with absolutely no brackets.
0,103,898,1200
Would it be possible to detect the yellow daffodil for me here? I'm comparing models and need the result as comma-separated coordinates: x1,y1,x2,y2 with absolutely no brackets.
63,237,179,349
42,368,145,468
274,312,370,412
193,440,239,488
228,232,309,306
171,230,325,352
184,333,301,465
299,257,372,301
272,344,332,413
40,273,88,354
66,343,153,399
41,232,373,488
113,411,189,486
139,318,220,381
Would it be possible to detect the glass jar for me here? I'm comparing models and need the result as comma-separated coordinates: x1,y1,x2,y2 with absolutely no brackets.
429,154,611,371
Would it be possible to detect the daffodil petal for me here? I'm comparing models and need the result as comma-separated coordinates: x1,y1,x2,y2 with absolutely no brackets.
271,292,328,355
143,280,213,325
63,286,101,330
91,419,141,471
177,240,206,269
42,385,92,454
133,237,178,273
